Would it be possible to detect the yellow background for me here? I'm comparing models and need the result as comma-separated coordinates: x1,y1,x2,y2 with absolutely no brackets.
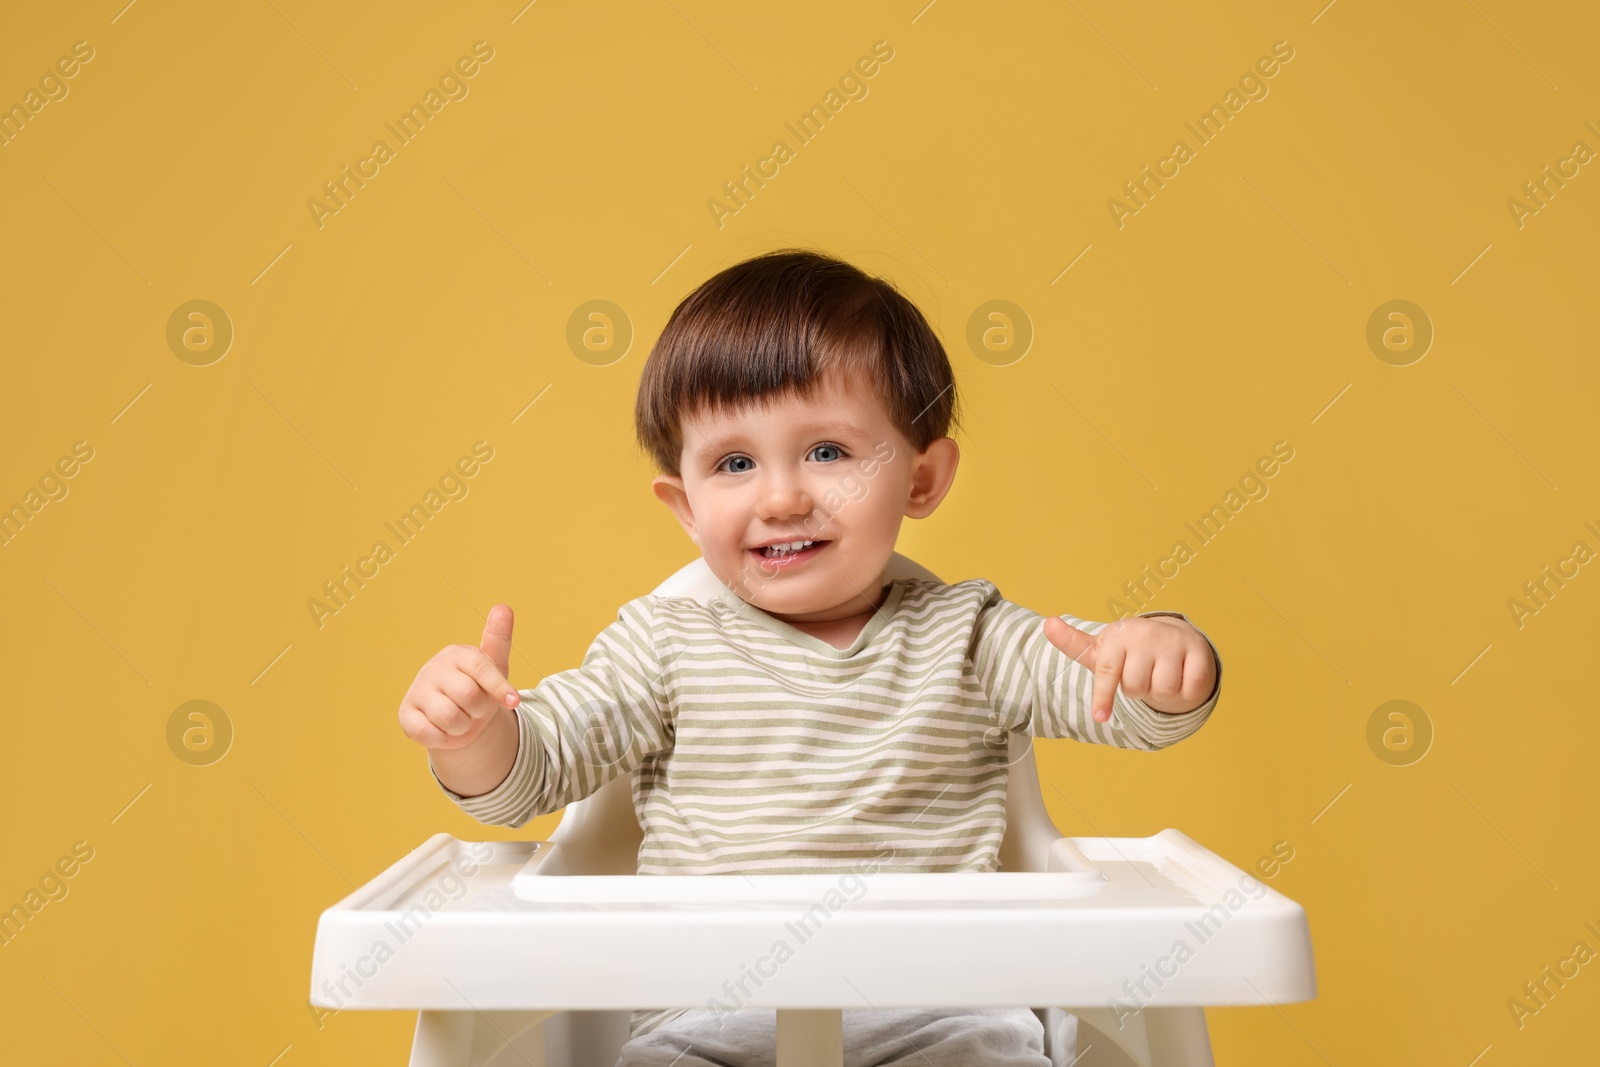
2,0,1596,1063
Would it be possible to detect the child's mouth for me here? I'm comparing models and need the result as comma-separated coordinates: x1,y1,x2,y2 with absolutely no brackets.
750,540,829,568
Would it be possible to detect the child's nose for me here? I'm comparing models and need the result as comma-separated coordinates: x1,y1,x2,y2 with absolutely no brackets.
755,470,815,519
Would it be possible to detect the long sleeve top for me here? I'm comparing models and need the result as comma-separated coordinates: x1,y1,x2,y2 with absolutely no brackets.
434,576,1221,876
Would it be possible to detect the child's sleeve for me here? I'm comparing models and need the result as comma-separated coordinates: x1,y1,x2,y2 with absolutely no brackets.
972,585,1221,751
430,595,672,828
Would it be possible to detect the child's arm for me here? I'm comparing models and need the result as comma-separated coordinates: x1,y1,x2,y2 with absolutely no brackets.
401,596,671,828
972,588,1221,751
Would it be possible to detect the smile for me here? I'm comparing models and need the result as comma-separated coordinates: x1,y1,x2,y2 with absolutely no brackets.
750,540,830,567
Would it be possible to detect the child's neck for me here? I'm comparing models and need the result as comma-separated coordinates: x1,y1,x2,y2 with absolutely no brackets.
772,582,893,650
788,612,873,650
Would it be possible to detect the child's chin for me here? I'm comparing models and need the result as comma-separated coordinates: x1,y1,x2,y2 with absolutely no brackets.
721,562,802,597
739,574,825,612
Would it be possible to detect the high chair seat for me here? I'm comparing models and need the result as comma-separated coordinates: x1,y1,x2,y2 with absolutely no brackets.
310,553,1316,1066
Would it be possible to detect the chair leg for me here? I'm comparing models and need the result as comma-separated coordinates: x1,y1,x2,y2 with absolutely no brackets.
1067,1006,1153,1067
1066,1006,1213,1067
1143,1008,1213,1067
1035,1007,1079,1067
409,1009,558,1067
776,1008,843,1067
411,1011,476,1067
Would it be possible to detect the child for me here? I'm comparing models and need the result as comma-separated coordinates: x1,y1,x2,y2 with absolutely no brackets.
400,249,1222,1067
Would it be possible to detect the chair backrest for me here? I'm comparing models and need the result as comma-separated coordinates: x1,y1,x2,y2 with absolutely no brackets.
544,552,1065,875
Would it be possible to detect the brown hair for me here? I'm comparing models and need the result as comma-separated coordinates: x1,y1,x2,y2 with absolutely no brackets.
634,248,961,477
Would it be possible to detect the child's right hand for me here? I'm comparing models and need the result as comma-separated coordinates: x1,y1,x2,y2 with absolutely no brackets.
398,605,523,752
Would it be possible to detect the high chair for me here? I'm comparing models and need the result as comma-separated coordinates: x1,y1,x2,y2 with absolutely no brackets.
310,553,1316,1067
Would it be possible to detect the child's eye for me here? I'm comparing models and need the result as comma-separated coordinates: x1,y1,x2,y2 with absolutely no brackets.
810,443,846,462
716,455,755,474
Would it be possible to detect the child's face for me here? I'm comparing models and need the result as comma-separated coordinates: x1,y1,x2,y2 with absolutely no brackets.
651,366,958,625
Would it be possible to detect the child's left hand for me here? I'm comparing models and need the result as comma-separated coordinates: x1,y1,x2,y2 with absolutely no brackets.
1042,614,1216,723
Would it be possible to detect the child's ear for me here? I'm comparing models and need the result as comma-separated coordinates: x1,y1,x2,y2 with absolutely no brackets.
651,474,698,544
906,437,959,519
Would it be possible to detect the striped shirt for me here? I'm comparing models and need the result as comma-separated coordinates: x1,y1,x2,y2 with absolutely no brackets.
433,577,1220,1036
435,576,1220,867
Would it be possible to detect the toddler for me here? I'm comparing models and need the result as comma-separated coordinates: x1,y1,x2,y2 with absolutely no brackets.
400,249,1222,1067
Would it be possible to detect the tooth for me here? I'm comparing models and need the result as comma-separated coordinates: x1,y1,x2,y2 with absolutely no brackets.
760,540,819,555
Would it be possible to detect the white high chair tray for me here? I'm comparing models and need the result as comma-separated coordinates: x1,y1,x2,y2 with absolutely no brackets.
309,829,1315,1012
511,835,1108,902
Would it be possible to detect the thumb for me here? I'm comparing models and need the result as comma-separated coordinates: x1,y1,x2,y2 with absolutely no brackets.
480,604,514,680
1043,615,1097,669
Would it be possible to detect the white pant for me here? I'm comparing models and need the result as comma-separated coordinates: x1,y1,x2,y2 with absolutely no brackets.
615,1005,1063,1067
